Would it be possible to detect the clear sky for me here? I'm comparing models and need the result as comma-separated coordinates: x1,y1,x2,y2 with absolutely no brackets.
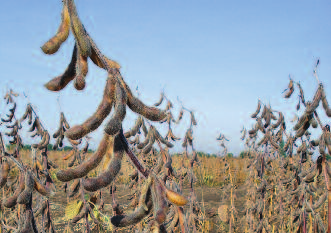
0,1,330,155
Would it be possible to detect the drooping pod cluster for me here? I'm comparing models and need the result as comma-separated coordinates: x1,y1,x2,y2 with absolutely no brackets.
237,63,331,232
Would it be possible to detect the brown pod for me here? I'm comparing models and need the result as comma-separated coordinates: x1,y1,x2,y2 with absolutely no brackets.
34,199,48,217
20,209,34,233
44,44,78,91
17,170,35,205
87,35,121,70
111,193,153,227
294,114,309,131
306,84,322,114
67,0,91,57
56,134,111,182
118,76,166,121
74,50,88,90
155,129,173,148
0,160,10,188
34,177,55,198
321,88,331,117
41,0,70,54
63,149,75,160
271,112,284,129
151,177,168,224
68,179,80,198
284,79,294,98
104,80,127,136
124,117,143,138
3,172,25,208
65,76,115,140
70,204,89,226
154,92,164,107
67,153,77,167
82,133,124,192
38,130,50,150
295,120,310,138
164,189,188,207
251,100,261,118
69,138,81,146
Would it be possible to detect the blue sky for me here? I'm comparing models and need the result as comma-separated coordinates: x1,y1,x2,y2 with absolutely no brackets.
0,1,330,155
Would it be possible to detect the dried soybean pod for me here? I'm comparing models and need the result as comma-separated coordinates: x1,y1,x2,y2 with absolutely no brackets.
164,188,188,207
44,44,78,91
100,135,114,171
65,76,115,140
142,132,155,155
68,179,80,198
154,92,164,107
251,100,261,118
69,138,81,146
67,153,76,167
137,132,150,150
41,0,70,54
151,177,168,224
70,204,89,226
124,117,142,138
82,133,124,192
310,117,318,128
62,149,75,160
271,112,283,129
263,110,271,128
0,160,10,188
34,177,55,198
321,87,331,117
303,166,318,183
3,172,25,208
139,176,153,211
119,76,167,121
56,134,111,182
155,130,173,148
166,210,179,232
306,84,322,114
294,114,308,131
297,82,305,103
34,199,48,217
312,192,327,210
104,80,127,136
74,49,88,90
87,34,121,70
295,120,310,138
20,209,35,233
111,194,153,227
17,171,35,205
21,104,32,121
67,0,91,57
284,79,294,98
38,131,50,150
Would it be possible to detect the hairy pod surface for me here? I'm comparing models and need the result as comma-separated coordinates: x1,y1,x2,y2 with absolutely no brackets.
44,44,78,91
118,77,167,121
3,172,25,208
111,192,153,227
151,177,168,224
0,160,10,188
74,50,88,90
67,0,91,57
56,134,111,182
41,0,70,54
82,133,124,192
104,80,127,136
17,171,35,205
